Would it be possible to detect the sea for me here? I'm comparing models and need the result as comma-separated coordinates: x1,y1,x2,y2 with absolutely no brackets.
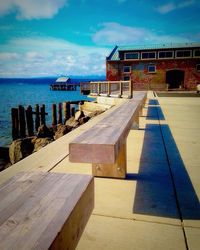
0,77,104,147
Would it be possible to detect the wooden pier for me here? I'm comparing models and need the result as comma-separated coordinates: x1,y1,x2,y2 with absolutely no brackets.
50,76,79,91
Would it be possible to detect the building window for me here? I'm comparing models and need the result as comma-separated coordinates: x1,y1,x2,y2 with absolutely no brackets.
123,75,130,81
125,52,139,60
194,49,200,58
141,51,156,60
158,51,174,59
148,65,156,73
197,64,200,72
123,66,131,73
175,50,192,58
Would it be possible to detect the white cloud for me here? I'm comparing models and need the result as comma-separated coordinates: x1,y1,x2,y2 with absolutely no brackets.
0,0,67,19
93,22,192,45
156,0,195,14
0,52,19,60
0,37,109,77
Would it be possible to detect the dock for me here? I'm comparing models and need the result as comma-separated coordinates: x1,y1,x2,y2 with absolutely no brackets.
50,76,79,91
0,91,199,249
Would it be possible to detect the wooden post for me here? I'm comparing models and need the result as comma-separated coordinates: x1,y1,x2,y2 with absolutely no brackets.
52,104,57,126
129,80,133,98
120,81,123,97
35,104,40,132
98,82,100,95
11,108,19,140
18,105,26,138
63,102,71,123
40,104,46,125
26,105,34,136
92,141,127,179
108,82,111,96
58,103,62,124
71,107,75,117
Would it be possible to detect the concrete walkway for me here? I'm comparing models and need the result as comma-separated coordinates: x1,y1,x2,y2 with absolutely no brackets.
71,92,199,250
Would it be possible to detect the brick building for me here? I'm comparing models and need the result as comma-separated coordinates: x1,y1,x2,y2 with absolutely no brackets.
106,43,200,90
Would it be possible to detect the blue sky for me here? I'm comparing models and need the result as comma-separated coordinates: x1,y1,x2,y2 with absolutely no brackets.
0,0,199,77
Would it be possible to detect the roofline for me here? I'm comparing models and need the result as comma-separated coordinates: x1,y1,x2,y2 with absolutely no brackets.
106,45,118,61
117,42,200,52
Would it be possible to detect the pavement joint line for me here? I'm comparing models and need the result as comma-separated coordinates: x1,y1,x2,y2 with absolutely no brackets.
155,96,189,250
92,213,183,228
48,153,69,172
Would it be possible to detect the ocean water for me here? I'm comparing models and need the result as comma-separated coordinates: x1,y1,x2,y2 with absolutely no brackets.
0,77,98,147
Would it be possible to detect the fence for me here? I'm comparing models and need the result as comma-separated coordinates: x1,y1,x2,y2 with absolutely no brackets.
90,81,132,98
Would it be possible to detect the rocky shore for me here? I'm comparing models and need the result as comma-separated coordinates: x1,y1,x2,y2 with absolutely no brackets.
0,106,106,171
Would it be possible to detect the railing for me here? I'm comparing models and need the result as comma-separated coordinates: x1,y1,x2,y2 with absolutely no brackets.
90,81,132,98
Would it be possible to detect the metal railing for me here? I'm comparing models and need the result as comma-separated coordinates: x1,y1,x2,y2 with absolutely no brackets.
90,81,132,98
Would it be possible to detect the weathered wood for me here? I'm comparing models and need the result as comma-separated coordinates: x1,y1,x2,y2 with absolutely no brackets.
40,104,46,125
92,141,127,178
52,104,57,126
25,105,34,136
11,108,19,140
58,103,62,124
71,107,75,117
63,101,71,123
35,104,40,132
0,172,94,250
18,105,26,138
69,92,147,178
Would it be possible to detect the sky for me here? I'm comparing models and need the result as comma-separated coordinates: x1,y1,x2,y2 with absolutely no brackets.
0,0,199,77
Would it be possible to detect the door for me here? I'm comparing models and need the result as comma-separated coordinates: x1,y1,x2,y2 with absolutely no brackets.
166,70,185,89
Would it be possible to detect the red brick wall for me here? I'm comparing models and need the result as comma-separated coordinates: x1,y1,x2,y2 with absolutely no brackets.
106,59,200,90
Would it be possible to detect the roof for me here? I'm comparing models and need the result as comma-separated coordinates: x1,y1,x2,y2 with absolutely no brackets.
55,77,71,83
107,42,200,61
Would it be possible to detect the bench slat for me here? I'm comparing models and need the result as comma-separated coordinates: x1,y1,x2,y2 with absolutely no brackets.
0,172,94,250
69,97,144,164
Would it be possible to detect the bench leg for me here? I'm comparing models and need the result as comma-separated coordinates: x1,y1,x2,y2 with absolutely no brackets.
92,141,127,178
131,111,139,130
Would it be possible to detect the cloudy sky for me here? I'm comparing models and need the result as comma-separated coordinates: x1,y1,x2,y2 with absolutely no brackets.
0,0,199,77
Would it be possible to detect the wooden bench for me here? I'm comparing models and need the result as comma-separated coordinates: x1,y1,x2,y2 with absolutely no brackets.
0,171,94,250
69,92,147,178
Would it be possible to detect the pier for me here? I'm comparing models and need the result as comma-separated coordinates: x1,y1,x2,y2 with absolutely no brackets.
50,76,79,91
1,91,200,249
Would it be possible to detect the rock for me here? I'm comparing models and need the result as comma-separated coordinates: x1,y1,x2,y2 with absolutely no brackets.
86,110,104,118
65,117,79,128
79,116,90,125
37,125,54,138
9,137,35,164
54,124,71,140
75,110,85,121
32,137,54,152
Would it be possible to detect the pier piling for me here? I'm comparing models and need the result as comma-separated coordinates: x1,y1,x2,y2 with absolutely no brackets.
18,105,26,138
52,104,57,126
26,105,34,136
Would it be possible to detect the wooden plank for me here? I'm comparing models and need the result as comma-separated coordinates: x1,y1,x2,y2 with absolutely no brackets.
92,141,127,178
0,172,94,250
69,97,142,164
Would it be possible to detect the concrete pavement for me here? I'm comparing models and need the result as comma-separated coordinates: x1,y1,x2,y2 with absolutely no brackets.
53,92,200,249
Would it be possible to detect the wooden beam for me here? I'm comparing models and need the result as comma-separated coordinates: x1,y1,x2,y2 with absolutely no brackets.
0,172,94,250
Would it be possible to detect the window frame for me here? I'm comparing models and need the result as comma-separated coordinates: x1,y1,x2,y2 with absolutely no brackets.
148,65,156,73
124,52,140,60
196,64,200,72
123,75,131,81
175,50,192,58
193,49,200,58
141,51,157,60
158,50,174,59
123,66,131,73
